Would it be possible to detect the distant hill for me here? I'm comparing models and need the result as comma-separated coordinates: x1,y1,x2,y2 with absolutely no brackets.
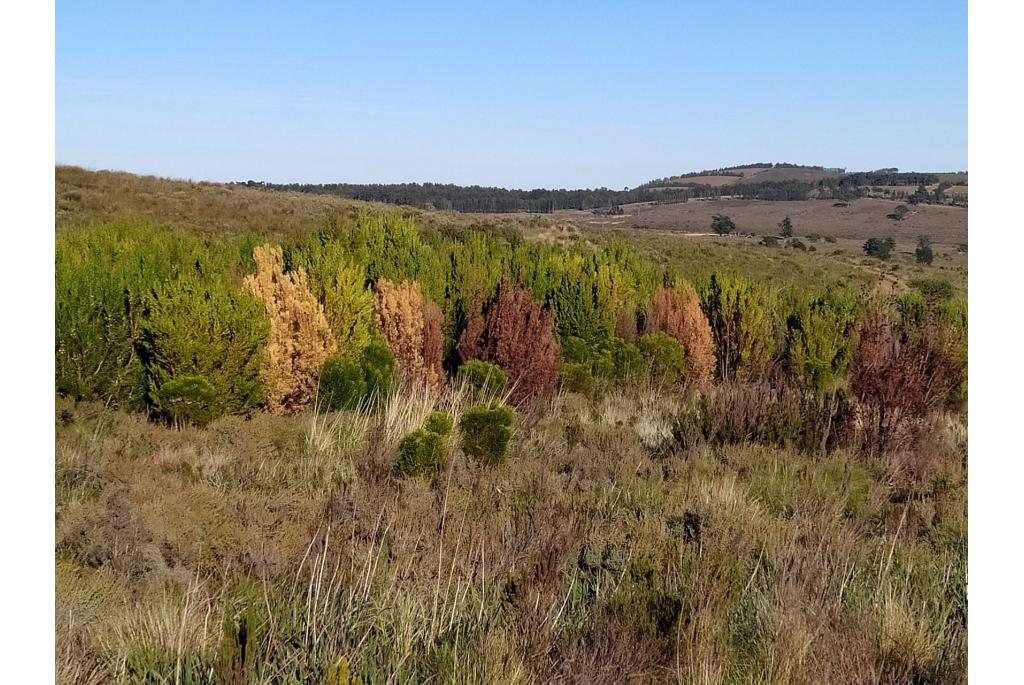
641,163,846,189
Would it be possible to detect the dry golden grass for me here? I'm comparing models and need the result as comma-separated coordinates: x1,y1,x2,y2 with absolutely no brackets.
55,377,966,683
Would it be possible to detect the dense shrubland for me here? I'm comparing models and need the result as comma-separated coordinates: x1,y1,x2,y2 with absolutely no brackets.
55,211,967,683
56,213,966,437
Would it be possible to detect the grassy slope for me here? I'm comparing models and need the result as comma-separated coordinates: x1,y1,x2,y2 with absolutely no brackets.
57,166,966,294
56,385,966,684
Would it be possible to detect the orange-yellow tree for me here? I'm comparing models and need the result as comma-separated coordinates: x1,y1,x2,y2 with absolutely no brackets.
644,283,716,385
374,279,444,391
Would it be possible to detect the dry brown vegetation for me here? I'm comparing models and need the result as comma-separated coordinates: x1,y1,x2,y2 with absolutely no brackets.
644,284,717,385
458,278,561,403
244,244,336,413
56,379,967,683
373,279,444,391
559,197,968,245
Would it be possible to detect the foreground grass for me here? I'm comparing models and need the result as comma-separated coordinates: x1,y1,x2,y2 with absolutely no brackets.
56,383,966,684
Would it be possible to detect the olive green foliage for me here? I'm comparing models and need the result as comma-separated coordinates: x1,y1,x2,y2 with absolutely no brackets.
911,277,955,302
699,274,779,381
636,333,687,384
562,335,643,380
460,404,515,466
863,237,896,260
137,275,269,423
423,411,454,437
56,219,238,406
711,214,736,235
396,410,454,476
319,339,396,411
344,212,446,304
396,429,448,477
915,236,934,265
785,284,859,392
152,375,218,427
456,360,508,395
545,250,616,342
561,362,596,396
288,236,374,357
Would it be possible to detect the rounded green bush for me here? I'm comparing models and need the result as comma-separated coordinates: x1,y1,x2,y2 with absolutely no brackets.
423,411,454,437
319,356,368,411
154,375,218,427
637,333,687,384
606,337,643,378
396,428,448,477
456,360,508,395
319,339,396,411
561,362,595,396
460,404,515,466
361,339,396,400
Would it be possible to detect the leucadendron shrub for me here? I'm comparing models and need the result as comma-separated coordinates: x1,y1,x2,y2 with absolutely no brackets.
460,404,515,466
318,339,396,411
136,275,269,425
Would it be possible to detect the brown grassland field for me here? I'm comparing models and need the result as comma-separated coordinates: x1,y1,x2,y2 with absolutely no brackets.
56,167,967,684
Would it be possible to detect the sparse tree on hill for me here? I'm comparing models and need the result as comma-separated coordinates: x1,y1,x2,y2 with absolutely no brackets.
915,236,934,265
863,237,896,260
778,216,794,238
711,214,736,235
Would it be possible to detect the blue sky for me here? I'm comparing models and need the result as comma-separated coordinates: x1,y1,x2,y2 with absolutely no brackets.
57,1,966,188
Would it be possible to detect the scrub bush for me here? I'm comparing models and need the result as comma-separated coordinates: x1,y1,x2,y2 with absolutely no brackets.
636,333,687,385
456,360,508,396
137,275,269,423
460,404,515,466
395,429,448,477
245,244,336,413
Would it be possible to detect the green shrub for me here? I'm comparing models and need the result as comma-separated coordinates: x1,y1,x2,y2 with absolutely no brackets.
423,411,454,437
699,274,779,381
456,360,508,395
562,335,642,381
460,404,515,466
910,277,954,302
56,219,255,408
319,339,396,411
288,237,375,357
561,362,596,396
396,429,448,477
319,356,368,411
137,276,269,423
863,237,896,260
636,333,687,384
360,338,396,399
785,284,858,392
153,375,218,427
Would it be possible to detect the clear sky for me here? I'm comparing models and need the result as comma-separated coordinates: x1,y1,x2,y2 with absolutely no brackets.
57,1,966,189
